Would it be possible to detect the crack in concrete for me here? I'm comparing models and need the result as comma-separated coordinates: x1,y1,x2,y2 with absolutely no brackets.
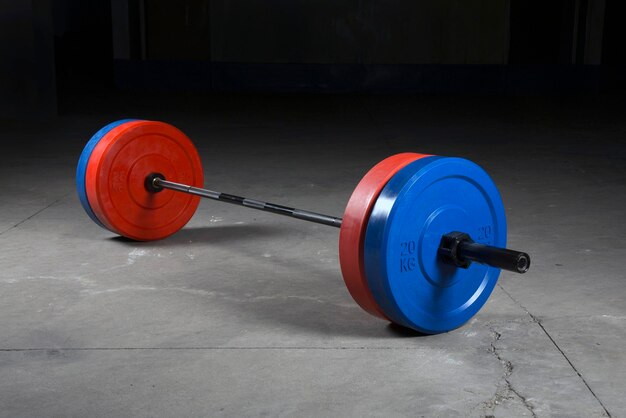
481,325,538,418
0,191,72,236
497,284,612,417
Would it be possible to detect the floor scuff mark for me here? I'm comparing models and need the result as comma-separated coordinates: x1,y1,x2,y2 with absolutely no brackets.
127,248,148,265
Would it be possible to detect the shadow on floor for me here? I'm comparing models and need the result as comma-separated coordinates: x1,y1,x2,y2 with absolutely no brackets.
109,223,292,247
110,223,430,338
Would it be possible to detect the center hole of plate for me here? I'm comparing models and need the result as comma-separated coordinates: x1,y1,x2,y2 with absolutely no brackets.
419,205,471,288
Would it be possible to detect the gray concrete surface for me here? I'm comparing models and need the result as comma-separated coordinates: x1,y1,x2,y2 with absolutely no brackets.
0,94,624,417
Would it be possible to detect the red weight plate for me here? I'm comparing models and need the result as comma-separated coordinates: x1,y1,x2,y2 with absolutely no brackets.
86,120,203,241
339,153,431,319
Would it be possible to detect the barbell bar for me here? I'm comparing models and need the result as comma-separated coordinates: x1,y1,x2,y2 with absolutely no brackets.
76,119,530,334
148,175,529,274
146,174,342,228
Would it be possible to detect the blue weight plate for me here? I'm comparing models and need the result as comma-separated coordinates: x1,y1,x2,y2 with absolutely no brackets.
76,119,137,229
364,156,507,334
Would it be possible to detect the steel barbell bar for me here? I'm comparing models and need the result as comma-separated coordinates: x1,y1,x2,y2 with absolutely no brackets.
148,174,530,274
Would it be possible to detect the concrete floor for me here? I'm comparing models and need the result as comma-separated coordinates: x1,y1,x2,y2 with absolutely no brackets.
0,93,624,417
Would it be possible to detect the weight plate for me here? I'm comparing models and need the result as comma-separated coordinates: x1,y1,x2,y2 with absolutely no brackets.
339,153,430,319
364,157,507,333
85,120,203,241
76,119,137,229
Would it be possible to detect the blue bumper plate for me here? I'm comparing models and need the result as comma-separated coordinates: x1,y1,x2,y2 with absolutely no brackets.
76,119,137,229
364,156,507,334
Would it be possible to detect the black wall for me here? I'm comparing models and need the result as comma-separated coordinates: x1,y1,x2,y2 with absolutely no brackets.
1,0,625,118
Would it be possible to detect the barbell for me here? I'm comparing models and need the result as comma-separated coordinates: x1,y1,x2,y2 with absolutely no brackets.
76,119,530,334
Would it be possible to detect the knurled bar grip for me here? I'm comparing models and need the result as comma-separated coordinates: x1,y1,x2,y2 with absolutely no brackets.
151,175,343,228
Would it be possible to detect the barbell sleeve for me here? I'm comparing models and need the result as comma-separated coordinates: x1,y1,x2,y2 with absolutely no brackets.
438,231,530,274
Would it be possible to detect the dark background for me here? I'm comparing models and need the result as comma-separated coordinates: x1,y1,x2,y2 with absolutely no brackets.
1,0,625,118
